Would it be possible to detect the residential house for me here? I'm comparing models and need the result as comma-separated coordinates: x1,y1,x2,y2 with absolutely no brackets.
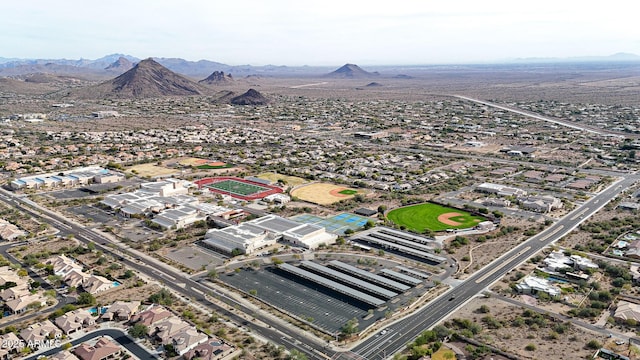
45,255,84,277
101,300,140,321
82,275,114,294
626,240,640,259
519,195,563,213
0,332,24,356
5,293,47,314
0,266,22,287
0,283,30,301
0,219,27,241
150,317,191,344
50,351,80,360
74,337,122,360
515,276,561,298
64,269,87,288
55,309,96,334
614,301,640,323
19,320,62,349
130,306,172,327
183,339,234,360
171,328,208,355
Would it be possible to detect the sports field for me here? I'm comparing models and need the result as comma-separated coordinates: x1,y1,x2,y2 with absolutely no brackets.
387,203,485,232
196,177,283,200
206,180,269,196
291,183,364,205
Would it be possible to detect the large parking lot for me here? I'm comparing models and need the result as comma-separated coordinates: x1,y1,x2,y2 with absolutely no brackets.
68,205,117,225
223,266,371,333
220,264,427,334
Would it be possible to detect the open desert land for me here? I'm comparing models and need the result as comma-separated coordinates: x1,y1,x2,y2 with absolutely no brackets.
126,162,179,177
255,172,309,187
440,296,613,360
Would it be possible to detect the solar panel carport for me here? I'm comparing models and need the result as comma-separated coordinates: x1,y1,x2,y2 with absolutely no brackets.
380,268,423,286
328,260,410,292
277,263,385,306
300,261,398,299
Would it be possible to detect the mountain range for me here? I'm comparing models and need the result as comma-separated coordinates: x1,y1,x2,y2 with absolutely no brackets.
0,53,334,78
2,53,637,80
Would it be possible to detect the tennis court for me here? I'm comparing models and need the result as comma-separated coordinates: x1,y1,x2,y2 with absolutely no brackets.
291,213,370,235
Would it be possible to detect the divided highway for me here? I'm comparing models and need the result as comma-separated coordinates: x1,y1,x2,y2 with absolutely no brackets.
351,176,638,359
0,188,331,360
2,172,636,360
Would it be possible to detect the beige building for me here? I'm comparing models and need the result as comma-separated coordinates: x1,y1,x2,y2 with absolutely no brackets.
19,320,62,349
101,300,140,321
55,309,96,334
74,337,121,360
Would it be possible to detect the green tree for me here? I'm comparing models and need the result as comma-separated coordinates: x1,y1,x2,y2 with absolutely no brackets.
340,318,359,337
128,324,148,338
207,269,218,279
364,220,376,230
586,339,601,350
77,292,96,306
148,289,173,305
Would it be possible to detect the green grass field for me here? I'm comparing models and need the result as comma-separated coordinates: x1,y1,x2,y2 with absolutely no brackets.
207,180,269,196
387,202,485,232
338,189,358,195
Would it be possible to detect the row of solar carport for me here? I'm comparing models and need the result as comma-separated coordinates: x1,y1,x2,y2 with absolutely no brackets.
277,260,424,307
352,229,447,264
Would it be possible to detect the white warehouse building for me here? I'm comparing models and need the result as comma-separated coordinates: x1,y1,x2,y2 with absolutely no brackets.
202,215,337,255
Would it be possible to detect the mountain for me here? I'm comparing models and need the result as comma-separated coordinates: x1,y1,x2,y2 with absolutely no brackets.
199,71,233,85
325,63,379,78
79,58,207,98
105,56,134,72
365,82,383,87
230,89,269,105
153,57,229,78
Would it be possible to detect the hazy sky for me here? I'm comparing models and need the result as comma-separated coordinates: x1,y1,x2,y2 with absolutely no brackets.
2,0,638,66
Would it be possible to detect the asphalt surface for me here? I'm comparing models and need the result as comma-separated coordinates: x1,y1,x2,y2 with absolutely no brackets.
0,188,331,360
23,328,158,360
349,175,639,359
2,173,637,360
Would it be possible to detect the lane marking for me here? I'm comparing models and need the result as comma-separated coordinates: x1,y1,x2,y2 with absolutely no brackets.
475,246,531,284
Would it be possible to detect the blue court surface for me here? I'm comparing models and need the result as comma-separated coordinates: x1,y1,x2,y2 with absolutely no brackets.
291,213,370,235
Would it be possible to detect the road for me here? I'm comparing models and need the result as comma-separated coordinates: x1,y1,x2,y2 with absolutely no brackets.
0,188,331,360
2,173,635,360
453,95,637,138
23,328,158,360
349,175,638,359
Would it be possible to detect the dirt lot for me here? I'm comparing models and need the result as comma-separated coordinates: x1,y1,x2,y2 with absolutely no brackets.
444,296,608,359
96,283,160,304
126,162,179,177
449,216,537,279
